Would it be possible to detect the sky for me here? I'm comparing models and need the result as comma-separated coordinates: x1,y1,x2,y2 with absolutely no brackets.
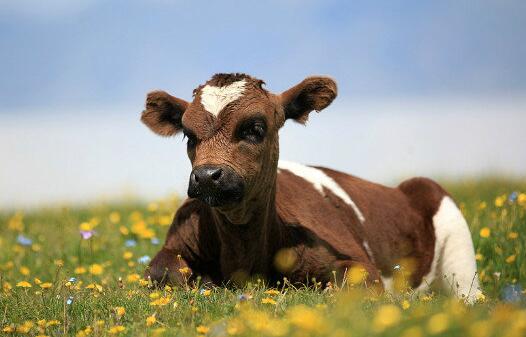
1,1,525,208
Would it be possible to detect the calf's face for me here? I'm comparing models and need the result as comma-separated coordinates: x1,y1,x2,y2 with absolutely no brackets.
141,73,337,210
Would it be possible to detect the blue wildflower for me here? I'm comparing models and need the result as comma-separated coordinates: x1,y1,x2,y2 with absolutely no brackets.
393,264,401,271
125,239,137,247
509,191,518,203
68,277,77,283
17,234,33,246
151,237,160,245
66,296,74,305
501,284,523,303
138,255,151,264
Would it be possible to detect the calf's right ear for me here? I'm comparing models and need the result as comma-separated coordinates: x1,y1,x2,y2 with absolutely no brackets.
141,91,189,137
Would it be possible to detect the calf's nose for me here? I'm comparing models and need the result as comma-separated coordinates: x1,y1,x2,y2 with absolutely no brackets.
191,166,223,188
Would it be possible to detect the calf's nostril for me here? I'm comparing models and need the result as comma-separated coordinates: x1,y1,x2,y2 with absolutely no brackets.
211,168,222,181
192,172,199,183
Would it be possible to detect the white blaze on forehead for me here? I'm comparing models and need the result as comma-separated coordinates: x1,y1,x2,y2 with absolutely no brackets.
278,160,365,223
199,79,247,117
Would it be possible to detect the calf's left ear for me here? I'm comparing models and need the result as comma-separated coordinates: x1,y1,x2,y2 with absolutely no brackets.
279,76,337,124
141,91,189,137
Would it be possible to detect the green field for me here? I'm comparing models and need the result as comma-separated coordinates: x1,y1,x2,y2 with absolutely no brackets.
1,178,525,337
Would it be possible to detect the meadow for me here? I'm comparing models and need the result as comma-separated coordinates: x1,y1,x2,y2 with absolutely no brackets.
1,178,525,337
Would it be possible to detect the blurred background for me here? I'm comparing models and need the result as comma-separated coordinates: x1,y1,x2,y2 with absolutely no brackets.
1,0,525,208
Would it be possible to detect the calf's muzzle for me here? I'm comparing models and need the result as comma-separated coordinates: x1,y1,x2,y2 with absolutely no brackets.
188,164,245,207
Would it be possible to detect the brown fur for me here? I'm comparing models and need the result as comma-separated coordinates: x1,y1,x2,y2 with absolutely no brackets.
141,73,447,289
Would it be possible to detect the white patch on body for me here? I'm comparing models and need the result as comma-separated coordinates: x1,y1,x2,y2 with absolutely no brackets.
363,241,375,263
381,276,394,292
417,196,482,302
200,79,247,117
278,160,365,223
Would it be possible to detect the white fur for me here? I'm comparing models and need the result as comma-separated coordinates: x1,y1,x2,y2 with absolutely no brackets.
418,196,481,302
278,160,365,223
200,80,247,117
363,240,375,262
381,276,394,292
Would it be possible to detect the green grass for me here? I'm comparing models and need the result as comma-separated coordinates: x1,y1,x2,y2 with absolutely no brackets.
1,178,525,337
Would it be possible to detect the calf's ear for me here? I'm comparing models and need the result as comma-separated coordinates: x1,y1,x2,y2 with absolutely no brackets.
141,91,189,136
279,76,337,124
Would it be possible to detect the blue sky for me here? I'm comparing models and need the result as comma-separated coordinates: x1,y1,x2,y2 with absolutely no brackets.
1,1,525,207
1,0,525,111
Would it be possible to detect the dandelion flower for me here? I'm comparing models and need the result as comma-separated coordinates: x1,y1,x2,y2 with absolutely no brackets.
108,325,126,334
479,227,490,238
123,251,133,260
115,307,125,318
264,289,280,295
178,267,191,275
508,232,519,239
146,315,156,327
196,325,210,334
89,264,104,275
150,296,171,306
373,305,402,331
40,282,52,289
402,300,411,310
126,273,141,283
261,297,277,305
506,255,516,264
75,266,87,274
20,266,30,276
427,313,449,334
16,281,32,288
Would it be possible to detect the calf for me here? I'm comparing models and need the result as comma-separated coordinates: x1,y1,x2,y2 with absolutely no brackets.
141,73,481,301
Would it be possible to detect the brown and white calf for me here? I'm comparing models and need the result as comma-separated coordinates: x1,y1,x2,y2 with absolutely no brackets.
141,73,481,301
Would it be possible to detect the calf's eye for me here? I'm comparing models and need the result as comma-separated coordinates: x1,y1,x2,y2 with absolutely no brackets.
237,119,266,143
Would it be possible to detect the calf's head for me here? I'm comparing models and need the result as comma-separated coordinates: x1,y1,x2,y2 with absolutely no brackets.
141,73,337,213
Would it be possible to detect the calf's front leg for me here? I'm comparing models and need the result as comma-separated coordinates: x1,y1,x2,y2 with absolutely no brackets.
145,247,193,286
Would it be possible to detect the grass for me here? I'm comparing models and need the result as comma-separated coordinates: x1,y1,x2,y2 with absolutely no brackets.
1,178,525,337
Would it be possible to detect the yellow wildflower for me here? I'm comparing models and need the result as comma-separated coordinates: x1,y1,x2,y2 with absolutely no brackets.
108,326,126,334
475,253,483,261
287,305,325,332
86,283,103,292
75,266,87,274
46,320,60,327
495,195,506,207
40,282,53,289
373,305,402,331
479,227,490,238
146,315,156,327
508,232,519,239
3,282,12,292
477,201,487,210
123,251,133,260
16,281,32,288
261,297,277,305
196,325,210,334
31,243,42,252
126,273,141,283
119,226,129,235
506,255,516,264
115,307,125,317
518,193,526,205
2,325,15,333
179,267,191,275
427,313,449,334
20,266,30,276
402,300,411,310
79,222,93,231
201,289,212,296
17,321,34,333
150,296,171,306
54,259,64,267
264,289,280,295
89,263,104,275
109,211,121,224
